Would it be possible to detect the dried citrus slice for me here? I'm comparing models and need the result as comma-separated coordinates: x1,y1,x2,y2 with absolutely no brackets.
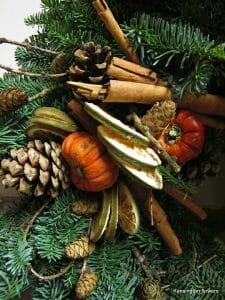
90,191,111,242
84,102,149,146
31,116,79,133
97,125,161,167
109,151,163,190
118,181,140,235
33,107,76,125
25,123,68,140
104,184,119,240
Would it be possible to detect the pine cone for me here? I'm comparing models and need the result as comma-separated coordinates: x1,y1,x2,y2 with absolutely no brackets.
71,195,99,215
0,139,70,198
75,270,98,299
65,236,95,259
0,87,28,112
50,52,70,74
69,42,112,84
140,279,163,300
183,138,221,184
141,100,176,136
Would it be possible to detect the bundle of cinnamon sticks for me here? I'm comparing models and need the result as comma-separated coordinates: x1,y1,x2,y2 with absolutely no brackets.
67,0,225,130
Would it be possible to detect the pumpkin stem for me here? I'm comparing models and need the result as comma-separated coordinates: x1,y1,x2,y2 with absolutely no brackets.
166,124,182,145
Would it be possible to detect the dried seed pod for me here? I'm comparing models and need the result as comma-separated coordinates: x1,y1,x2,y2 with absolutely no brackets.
71,198,99,215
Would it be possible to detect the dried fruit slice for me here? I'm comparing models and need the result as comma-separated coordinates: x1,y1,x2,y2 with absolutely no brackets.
104,184,119,240
118,181,140,235
25,123,68,140
33,106,75,125
90,191,111,242
84,102,149,146
109,152,163,190
97,125,161,167
31,116,79,133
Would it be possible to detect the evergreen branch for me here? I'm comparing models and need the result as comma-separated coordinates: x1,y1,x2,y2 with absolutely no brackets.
127,112,181,173
4,236,33,276
0,64,67,79
0,37,58,56
122,14,225,96
15,47,51,72
32,279,70,300
162,254,218,290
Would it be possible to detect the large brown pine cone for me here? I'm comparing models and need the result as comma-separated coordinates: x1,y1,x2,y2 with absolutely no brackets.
0,139,70,198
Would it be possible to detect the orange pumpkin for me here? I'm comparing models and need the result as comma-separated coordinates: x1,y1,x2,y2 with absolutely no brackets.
61,132,119,192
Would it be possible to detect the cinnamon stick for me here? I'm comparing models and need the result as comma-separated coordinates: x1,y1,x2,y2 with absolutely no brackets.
130,183,182,256
67,80,172,104
163,183,207,220
107,57,159,85
105,80,172,103
92,0,140,64
150,193,182,256
178,93,225,117
68,100,98,134
191,112,225,129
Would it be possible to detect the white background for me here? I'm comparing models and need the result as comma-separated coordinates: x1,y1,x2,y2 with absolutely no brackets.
0,0,224,210
0,0,42,76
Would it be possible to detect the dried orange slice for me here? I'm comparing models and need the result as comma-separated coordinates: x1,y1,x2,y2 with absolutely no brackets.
118,181,140,235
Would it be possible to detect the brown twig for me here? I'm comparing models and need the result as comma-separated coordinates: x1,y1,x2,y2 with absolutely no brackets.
162,254,218,290
0,64,67,79
30,261,75,281
127,112,181,173
0,37,58,56
23,200,51,241
23,199,76,281
28,86,59,102
132,245,154,280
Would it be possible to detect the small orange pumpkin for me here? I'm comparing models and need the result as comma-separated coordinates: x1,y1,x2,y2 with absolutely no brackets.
61,132,119,192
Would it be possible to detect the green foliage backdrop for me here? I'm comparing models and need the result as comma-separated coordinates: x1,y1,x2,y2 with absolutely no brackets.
0,1,225,299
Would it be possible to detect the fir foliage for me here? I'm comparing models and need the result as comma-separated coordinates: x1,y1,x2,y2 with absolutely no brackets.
0,0,225,299
123,14,225,97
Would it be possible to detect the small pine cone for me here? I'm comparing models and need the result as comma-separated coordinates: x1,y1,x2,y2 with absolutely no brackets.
75,270,98,299
69,42,112,84
71,197,99,215
50,52,70,74
1,139,70,198
0,87,28,112
140,279,163,300
142,100,176,136
65,236,95,259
